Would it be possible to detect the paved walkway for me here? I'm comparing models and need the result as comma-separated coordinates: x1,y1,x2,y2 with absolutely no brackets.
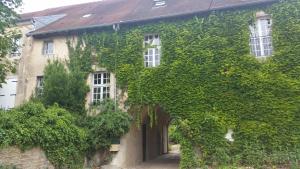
102,145,180,169
129,153,180,169
129,145,180,169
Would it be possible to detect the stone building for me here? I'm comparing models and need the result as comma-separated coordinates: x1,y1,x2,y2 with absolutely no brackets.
0,0,277,168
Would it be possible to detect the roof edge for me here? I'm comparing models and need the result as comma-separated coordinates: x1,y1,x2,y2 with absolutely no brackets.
28,0,278,37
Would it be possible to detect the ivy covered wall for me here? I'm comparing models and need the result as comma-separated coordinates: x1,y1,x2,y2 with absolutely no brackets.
61,0,300,168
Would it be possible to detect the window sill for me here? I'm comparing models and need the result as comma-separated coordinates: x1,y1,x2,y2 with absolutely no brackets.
144,66,160,68
255,55,272,61
255,55,272,59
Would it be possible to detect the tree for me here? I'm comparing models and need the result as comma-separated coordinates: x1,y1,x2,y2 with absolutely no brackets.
0,0,22,85
42,60,90,114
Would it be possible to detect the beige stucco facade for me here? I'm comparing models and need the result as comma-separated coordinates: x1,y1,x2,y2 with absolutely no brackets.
13,21,117,107
15,21,71,105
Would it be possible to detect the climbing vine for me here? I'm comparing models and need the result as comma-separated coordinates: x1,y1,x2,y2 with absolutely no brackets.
2,0,299,168
65,0,300,168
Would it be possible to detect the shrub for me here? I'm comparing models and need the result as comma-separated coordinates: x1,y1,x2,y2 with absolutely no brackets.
42,60,90,114
84,100,132,154
0,102,87,169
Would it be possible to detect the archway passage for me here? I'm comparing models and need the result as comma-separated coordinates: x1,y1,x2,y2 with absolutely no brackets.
138,109,180,169
110,107,180,168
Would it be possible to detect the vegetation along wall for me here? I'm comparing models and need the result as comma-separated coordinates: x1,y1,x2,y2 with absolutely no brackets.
1,0,300,168
72,0,299,168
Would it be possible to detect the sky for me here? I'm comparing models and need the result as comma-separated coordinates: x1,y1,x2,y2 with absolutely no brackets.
20,0,101,13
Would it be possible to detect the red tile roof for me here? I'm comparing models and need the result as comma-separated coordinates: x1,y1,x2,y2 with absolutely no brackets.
21,0,277,36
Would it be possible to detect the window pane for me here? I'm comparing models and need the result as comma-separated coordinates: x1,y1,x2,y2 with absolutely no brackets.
107,73,110,84
43,41,54,54
48,42,53,53
145,61,149,67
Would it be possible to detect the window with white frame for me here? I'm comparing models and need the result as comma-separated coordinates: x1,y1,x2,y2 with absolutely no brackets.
249,14,273,57
42,40,54,55
144,34,161,67
153,0,166,7
92,72,110,103
36,76,44,96
10,38,22,57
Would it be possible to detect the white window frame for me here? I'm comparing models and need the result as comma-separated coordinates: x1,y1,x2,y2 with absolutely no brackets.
249,15,273,58
92,72,110,103
144,34,161,68
153,0,166,7
42,40,54,55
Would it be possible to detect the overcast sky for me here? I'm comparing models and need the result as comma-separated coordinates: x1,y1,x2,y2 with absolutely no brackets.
20,0,101,13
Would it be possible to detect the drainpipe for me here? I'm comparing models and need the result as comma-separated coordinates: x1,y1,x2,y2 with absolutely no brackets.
112,23,120,112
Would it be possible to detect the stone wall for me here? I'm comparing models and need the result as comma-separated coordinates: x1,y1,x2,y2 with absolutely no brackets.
0,147,54,169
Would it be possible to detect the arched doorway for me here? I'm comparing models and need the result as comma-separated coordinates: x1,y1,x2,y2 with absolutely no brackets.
141,110,170,162
141,107,180,161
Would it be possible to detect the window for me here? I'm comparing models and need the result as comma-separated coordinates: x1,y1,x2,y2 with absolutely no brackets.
36,76,44,96
153,0,166,7
82,13,93,18
10,38,21,57
0,77,18,110
249,14,273,57
92,72,110,103
42,40,54,55
144,34,161,67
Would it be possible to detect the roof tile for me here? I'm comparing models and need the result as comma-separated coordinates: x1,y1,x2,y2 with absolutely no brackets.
20,0,277,36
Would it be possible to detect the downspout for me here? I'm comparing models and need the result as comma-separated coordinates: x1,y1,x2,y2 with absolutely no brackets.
112,23,120,112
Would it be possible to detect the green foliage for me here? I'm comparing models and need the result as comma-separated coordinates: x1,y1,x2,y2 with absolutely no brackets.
41,38,93,114
0,102,87,169
63,0,300,168
179,137,199,169
168,124,180,144
179,112,230,166
0,164,17,169
0,0,22,85
67,37,93,75
0,100,132,168
8,0,298,168
41,35,96,113
84,100,132,153
42,60,90,114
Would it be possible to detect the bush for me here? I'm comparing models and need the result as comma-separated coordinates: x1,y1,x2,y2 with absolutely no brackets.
0,102,87,169
84,100,132,153
42,60,89,114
